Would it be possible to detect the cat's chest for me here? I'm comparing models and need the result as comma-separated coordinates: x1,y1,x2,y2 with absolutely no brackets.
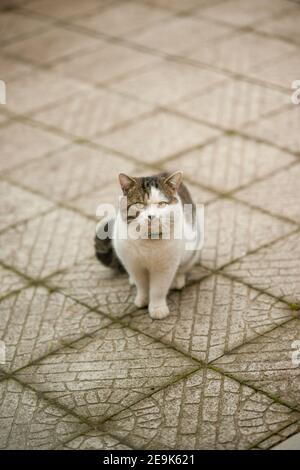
118,238,181,268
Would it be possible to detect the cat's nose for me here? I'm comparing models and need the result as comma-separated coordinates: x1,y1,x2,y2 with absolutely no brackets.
148,215,155,221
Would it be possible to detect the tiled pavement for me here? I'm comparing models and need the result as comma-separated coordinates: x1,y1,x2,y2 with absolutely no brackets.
0,0,300,451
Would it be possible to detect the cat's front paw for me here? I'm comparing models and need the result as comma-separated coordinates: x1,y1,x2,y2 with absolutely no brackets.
149,304,169,320
134,293,148,308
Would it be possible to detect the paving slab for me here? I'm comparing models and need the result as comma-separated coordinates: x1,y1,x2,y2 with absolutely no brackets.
0,378,89,450
163,135,296,193
123,274,293,363
224,231,300,305
16,323,198,424
0,285,110,372
213,319,300,409
0,208,95,280
102,368,298,449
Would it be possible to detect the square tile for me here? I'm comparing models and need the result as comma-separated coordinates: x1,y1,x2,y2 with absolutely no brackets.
0,54,32,81
164,135,296,193
0,180,53,231
6,69,88,114
0,208,95,280
249,52,300,90
75,1,170,37
53,43,157,85
235,164,300,223
25,0,112,19
199,0,294,27
0,11,45,44
4,26,100,65
0,285,110,372
198,198,295,270
256,10,300,44
244,107,300,154
0,379,88,449
60,430,131,450
213,319,300,409
0,265,27,299
111,61,225,106
103,368,297,449
8,144,138,202
0,121,69,173
224,231,300,305
130,16,234,55
123,274,293,363
173,79,289,130
16,323,197,423
48,258,137,318
96,111,220,164
34,87,152,139
188,32,297,74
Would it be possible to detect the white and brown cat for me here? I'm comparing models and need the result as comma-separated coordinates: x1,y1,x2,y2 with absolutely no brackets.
95,171,202,319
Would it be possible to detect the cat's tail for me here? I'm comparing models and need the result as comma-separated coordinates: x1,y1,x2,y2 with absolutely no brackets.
94,219,125,272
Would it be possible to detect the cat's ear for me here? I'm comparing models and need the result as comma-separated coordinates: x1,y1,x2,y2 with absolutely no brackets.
119,173,137,194
164,171,183,191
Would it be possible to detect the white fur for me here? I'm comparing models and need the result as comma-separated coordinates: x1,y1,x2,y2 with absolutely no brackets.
113,186,201,319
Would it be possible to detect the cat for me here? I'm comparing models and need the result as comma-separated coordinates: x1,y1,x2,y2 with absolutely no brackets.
95,171,202,320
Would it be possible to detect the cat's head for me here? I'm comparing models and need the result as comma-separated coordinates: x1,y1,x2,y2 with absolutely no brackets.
118,171,183,239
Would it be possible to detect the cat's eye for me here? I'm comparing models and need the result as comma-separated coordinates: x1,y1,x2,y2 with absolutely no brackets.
158,201,167,208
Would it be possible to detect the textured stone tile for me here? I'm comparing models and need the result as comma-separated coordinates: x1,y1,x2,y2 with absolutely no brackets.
103,368,297,449
112,61,225,106
0,54,32,81
189,32,297,74
249,52,300,90
16,324,197,423
0,208,95,280
6,69,88,114
254,421,300,449
34,87,152,138
4,26,99,65
60,430,131,450
273,430,300,450
235,164,300,223
8,144,138,202
75,1,170,37
96,111,220,164
199,0,294,27
213,319,300,408
199,198,295,270
0,265,27,299
0,379,88,450
0,121,68,173
256,10,300,44
244,107,300,154
224,231,300,304
164,135,296,193
173,79,289,130
0,11,45,44
53,43,157,85
48,258,136,318
25,0,112,19
0,180,53,231
131,16,234,55
0,286,111,372
124,274,293,363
